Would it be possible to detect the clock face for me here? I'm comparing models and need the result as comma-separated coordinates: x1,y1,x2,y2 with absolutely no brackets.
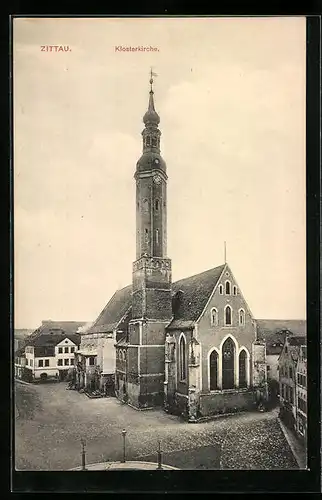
153,175,161,184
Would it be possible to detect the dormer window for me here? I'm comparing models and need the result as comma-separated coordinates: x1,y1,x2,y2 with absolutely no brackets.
219,285,223,295
225,280,231,295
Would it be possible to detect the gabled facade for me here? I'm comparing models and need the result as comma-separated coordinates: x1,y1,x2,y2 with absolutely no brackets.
164,263,266,421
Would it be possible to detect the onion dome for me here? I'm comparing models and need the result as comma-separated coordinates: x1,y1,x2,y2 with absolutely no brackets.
143,79,160,126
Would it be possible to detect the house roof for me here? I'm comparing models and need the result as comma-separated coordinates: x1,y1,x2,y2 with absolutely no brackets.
16,321,85,354
256,319,306,355
27,332,82,348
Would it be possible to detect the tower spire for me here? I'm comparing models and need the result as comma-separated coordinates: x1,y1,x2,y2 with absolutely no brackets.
143,68,159,126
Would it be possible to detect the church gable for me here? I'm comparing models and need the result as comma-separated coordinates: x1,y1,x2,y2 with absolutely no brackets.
198,264,255,330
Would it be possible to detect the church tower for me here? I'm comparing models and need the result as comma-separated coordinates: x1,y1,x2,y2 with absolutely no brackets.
126,73,173,409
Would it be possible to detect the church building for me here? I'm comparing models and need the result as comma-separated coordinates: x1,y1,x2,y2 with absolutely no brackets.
78,74,268,421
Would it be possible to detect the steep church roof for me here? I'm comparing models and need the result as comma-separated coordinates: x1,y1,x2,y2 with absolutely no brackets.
168,264,226,329
85,284,132,334
85,265,226,334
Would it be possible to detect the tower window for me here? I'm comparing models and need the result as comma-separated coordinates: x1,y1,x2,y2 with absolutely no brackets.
146,136,151,146
233,286,237,295
225,281,231,295
155,199,160,211
152,137,157,147
219,285,223,295
155,229,159,244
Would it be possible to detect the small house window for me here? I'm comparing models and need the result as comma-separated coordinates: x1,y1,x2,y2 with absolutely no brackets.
219,285,223,295
38,359,43,367
233,286,237,295
70,358,74,365
58,359,63,366
64,359,69,366
30,359,33,367
70,347,75,353
64,347,69,353
89,357,95,366
225,281,231,295
45,359,49,367
58,347,63,354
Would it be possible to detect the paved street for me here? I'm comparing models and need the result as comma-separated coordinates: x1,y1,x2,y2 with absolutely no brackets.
15,381,298,471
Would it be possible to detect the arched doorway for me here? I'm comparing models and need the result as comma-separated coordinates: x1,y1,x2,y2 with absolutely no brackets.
222,337,235,389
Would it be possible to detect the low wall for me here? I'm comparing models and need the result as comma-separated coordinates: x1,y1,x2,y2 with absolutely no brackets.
199,389,255,418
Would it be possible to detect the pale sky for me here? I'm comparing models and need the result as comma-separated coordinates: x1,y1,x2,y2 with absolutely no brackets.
13,17,306,329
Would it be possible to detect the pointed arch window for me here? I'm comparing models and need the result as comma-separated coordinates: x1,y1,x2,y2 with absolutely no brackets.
233,286,237,295
209,350,219,390
222,337,235,389
239,350,247,388
219,284,223,295
239,309,245,326
179,335,187,381
225,280,231,295
224,305,232,326
210,308,218,326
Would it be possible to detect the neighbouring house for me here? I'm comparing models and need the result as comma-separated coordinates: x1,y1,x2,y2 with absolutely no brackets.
14,320,86,382
278,335,306,433
295,344,307,442
256,320,307,404
76,291,131,395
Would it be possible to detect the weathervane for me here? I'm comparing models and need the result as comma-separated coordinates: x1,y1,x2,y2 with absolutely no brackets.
149,67,158,92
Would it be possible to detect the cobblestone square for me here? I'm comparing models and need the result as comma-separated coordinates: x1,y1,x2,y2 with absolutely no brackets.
15,381,298,470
